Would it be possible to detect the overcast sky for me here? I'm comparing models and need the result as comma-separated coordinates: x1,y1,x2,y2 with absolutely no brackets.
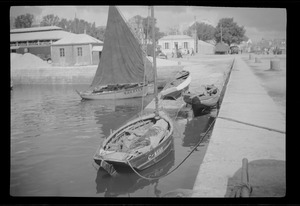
10,5,286,42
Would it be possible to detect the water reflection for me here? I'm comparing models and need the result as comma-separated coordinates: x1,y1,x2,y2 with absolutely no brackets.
90,96,154,137
95,141,175,197
11,85,211,196
182,113,215,148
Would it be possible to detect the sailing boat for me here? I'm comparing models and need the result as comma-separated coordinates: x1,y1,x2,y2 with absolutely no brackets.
93,6,174,175
77,6,154,100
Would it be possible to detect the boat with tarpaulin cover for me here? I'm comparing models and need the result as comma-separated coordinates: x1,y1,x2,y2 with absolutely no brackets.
183,84,220,111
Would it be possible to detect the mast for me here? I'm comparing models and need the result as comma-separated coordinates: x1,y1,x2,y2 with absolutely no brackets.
151,6,159,117
220,22,223,43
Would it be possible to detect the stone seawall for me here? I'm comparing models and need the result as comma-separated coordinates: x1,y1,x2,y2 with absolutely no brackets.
11,66,96,85
11,65,183,85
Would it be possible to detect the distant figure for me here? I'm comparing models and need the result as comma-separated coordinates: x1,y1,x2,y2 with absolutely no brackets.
187,50,190,55
191,49,195,56
177,50,182,58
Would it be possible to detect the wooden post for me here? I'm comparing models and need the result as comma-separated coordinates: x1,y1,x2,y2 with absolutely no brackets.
270,59,280,70
241,158,251,197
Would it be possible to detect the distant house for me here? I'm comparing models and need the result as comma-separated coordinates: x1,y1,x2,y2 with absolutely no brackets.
158,35,196,56
198,40,215,55
51,34,104,66
239,40,252,53
10,26,76,61
215,42,230,54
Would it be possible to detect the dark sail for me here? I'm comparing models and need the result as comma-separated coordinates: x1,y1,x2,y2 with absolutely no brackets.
90,6,154,88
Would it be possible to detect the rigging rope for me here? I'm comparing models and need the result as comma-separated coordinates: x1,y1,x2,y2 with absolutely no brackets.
217,116,285,134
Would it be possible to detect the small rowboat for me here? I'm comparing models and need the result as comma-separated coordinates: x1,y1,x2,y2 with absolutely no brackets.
93,111,174,175
95,142,175,196
160,70,191,100
183,84,220,111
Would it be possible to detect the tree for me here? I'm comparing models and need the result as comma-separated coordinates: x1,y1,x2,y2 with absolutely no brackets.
10,16,15,29
128,15,144,43
186,22,216,41
214,18,246,45
128,15,163,43
40,14,60,26
96,26,106,41
14,13,34,28
167,26,180,35
57,18,70,30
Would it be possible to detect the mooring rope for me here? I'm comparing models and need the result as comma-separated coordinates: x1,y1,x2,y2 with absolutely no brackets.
217,116,285,134
126,116,217,181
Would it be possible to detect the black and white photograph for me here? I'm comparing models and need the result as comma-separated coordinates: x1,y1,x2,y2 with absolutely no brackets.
10,5,286,198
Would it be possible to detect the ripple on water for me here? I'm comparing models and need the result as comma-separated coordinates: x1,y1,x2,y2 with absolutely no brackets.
11,84,214,197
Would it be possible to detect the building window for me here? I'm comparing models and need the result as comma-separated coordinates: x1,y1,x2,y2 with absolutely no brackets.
165,42,169,49
184,42,188,49
60,48,65,57
77,47,82,56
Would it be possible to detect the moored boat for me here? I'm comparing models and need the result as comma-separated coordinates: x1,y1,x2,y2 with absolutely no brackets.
95,143,175,196
94,111,174,175
77,83,152,100
77,6,154,100
160,70,191,100
183,84,220,111
93,6,174,176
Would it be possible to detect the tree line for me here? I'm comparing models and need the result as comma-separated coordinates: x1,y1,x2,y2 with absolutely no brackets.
11,13,247,46
11,13,106,41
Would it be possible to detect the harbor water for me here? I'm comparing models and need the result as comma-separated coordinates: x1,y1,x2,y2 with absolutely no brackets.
10,84,215,197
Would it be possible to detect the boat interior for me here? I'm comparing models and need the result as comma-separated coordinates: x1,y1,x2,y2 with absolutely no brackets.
102,117,170,159
93,83,144,93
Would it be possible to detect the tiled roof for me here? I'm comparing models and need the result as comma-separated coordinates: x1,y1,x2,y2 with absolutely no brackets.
198,40,215,47
10,26,62,33
159,35,194,41
52,34,103,45
10,30,77,42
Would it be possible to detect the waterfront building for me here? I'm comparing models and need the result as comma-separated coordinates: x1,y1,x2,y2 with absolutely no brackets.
198,40,215,55
10,26,76,61
158,35,195,56
51,33,104,66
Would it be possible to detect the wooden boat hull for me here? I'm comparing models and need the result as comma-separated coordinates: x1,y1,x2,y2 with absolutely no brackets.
78,84,153,100
161,70,191,100
93,111,174,173
183,85,220,110
95,145,175,196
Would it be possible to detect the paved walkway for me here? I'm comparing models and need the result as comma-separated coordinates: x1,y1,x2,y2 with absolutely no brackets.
192,56,286,197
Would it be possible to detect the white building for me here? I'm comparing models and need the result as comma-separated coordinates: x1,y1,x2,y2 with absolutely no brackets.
198,40,215,55
158,35,195,56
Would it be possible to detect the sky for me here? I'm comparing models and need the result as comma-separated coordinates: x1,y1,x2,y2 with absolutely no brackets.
10,5,286,42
